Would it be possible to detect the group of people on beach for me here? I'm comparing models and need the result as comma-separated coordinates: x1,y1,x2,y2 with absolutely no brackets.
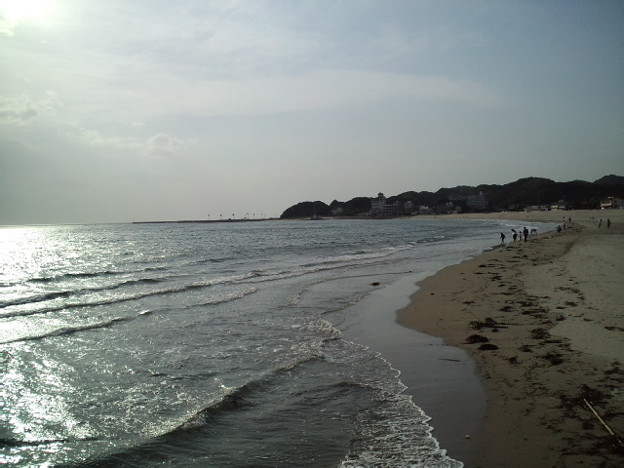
500,216,581,244
500,226,531,244
598,218,611,228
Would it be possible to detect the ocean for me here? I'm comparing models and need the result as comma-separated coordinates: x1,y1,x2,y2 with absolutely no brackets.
0,218,554,467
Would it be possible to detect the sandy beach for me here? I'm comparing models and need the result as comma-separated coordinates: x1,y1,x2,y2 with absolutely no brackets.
398,210,624,467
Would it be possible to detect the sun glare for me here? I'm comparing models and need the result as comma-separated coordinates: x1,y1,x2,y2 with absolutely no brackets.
0,0,54,23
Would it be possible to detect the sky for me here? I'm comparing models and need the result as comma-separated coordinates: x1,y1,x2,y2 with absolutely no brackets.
1,0,623,224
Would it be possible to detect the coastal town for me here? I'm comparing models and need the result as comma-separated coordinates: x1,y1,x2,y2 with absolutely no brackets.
280,175,624,219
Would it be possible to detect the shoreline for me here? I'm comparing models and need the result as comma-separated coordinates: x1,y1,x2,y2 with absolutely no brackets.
336,273,486,466
397,210,624,466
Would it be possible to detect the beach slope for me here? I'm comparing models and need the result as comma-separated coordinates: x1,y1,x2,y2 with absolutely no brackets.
398,210,624,467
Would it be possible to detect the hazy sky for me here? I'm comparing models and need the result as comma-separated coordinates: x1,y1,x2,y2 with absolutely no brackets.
1,0,623,224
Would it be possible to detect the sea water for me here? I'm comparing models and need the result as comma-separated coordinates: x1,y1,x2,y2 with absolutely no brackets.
0,218,554,467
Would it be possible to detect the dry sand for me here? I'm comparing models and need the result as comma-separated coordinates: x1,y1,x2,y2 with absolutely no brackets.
398,210,624,467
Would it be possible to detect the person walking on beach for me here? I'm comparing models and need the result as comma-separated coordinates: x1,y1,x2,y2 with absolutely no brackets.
523,227,529,242
607,218,611,228
500,232,506,244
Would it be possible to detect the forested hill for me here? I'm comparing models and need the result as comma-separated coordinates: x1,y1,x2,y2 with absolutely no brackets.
280,175,624,219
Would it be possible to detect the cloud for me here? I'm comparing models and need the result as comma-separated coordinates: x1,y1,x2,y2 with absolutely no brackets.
72,127,143,151
72,128,186,157
0,9,16,37
146,133,186,156
0,2,504,129
0,91,63,123
0,18,14,36
0,92,185,158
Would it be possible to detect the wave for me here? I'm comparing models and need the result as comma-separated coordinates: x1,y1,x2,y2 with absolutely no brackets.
0,265,169,288
80,357,331,463
0,282,203,319
0,436,97,447
0,317,130,344
172,361,354,432
1,266,271,317
301,245,415,268
29,270,118,283
185,256,238,267
1,288,258,343
236,256,398,285
198,287,258,306
0,277,168,309
73,356,385,468
420,234,449,243
340,393,461,468
1,240,427,314
3,256,389,314
0,270,116,288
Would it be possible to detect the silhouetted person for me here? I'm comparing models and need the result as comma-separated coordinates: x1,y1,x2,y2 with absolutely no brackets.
500,232,506,244
523,227,529,242
607,218,611,228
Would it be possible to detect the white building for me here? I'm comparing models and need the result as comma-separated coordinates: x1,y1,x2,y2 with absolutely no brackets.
601,197,622,209
370,193,399,217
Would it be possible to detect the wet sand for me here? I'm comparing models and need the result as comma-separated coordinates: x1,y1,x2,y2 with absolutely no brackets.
398,210,624,467
338,273,486,466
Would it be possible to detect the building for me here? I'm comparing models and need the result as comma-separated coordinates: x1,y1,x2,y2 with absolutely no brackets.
466,191,488,211
403,200,414,215
550,200,569,210
600,197,622,209
418,205,433,215
370,192,400,217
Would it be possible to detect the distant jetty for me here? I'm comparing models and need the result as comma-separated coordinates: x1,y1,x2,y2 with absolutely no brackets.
133,218,275,224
